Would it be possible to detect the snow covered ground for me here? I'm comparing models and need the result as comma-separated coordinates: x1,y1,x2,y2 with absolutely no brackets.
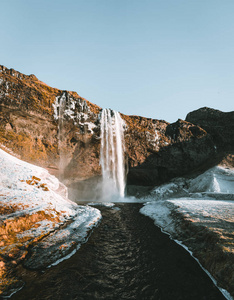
141,166,234,240
0,148,101,297
140,166,234,299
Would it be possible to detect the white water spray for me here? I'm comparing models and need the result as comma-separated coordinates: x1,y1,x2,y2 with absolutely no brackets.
57,93,67,177
100,109,126,198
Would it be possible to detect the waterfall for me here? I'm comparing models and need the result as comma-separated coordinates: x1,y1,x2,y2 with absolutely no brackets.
58,93,67,177
100,109,126,198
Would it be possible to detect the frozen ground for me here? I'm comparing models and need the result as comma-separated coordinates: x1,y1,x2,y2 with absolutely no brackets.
140,166,234,299
149,166,234,200
0,148,101,297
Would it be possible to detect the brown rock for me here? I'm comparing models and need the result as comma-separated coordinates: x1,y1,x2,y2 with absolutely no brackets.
0,65,233,189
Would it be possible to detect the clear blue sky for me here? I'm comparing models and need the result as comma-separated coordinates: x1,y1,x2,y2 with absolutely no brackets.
1,0,234,122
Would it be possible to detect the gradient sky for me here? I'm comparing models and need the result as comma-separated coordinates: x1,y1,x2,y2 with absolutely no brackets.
1,0,234,122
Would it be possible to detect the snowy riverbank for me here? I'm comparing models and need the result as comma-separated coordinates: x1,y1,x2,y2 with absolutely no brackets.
0,148,101,297
140,166,234,299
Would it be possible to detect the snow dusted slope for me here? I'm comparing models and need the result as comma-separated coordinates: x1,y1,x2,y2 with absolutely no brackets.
0,148,76,218
140,166,234,299
189,166,234,197
0,148,101,297
149,166,234,200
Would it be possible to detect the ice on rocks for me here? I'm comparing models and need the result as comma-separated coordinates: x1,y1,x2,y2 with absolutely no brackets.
24,206,102,269
0,148,76,218
140,165,234,300
151,177,189,199
52,93,97,134
151,166,234,200
189,166,234,194
0,148,101,267
140,200,176,234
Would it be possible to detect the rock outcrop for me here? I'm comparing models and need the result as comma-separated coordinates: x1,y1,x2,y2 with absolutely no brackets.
0,65,233,193
186,107,234,151
0,65,101,181
125,118,216,186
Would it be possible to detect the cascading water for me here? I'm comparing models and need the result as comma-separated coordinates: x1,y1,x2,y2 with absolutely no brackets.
100,109,126,199
57,93,67,178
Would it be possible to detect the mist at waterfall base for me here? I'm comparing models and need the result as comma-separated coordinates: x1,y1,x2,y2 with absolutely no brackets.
69,108,138,203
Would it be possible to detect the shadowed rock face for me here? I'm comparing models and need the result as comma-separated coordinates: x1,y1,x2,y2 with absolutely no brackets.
126,119,216,186
0,65,233,188
186,107,234,150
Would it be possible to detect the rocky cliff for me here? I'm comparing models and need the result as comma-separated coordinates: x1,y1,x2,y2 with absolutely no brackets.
186,107,234,151
0,65,233,195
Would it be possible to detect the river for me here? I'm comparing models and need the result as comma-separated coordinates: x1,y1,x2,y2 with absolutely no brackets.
12,203,225,300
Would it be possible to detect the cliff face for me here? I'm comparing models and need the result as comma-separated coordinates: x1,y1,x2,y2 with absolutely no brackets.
0,65,232,190
186,107,234,150
0,65,101,180
126,118,216,186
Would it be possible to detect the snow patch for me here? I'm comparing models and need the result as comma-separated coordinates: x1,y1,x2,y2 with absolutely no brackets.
151,166,234,200
168,198,234,225
0,148,101,268
140,199,233,300
52,93,97,134
151,177,189,199
24,205,102,269
189,166,234,194
140,201,175,234
140,165,234,299
146,129,160,149
0,148,76,219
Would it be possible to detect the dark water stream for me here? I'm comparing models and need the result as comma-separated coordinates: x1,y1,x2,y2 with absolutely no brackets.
12,204,224,300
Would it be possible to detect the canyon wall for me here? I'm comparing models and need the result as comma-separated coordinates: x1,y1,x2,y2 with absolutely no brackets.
0,65,233,191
